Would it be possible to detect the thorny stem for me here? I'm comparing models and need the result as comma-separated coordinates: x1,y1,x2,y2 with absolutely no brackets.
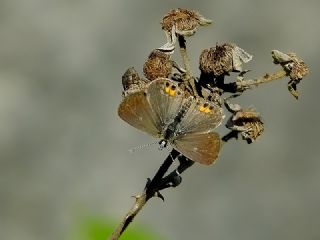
108,150,181,240
108,193,147,240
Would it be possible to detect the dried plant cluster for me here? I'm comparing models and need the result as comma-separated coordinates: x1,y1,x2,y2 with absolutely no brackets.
111,8,309,240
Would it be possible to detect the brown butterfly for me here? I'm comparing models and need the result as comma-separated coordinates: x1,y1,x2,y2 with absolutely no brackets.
118,78,224,165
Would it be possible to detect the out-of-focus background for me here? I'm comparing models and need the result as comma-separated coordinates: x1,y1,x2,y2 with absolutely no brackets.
0,0,319,240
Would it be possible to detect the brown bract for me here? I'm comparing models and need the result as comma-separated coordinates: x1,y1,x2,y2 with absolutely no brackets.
143,50,173,81
161,8,212,36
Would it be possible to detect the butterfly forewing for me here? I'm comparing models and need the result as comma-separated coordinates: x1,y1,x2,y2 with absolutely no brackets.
118,91,160,137
147,78,186,128
177,98,224,134
173,132,221,165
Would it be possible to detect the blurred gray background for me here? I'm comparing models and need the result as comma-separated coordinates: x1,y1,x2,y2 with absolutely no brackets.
0,0,319,239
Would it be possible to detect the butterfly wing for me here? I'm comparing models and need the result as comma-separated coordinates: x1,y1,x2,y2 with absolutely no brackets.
173,132,221,165
146,78,186,128
118,91,160,137
177,98,224,135
118,78,187,138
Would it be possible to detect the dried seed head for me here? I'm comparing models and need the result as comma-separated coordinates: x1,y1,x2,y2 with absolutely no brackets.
225,107,264,143
287,52,309,99
121,67,147,96
240,118,264,144
271,50,309,99
199,43,234,76
271,50,309,80
143,49,173,81
199,43,252,77
161,8,212,37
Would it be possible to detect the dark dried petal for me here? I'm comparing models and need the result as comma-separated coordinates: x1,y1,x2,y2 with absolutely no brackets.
161,8,212,37
143,50,173,81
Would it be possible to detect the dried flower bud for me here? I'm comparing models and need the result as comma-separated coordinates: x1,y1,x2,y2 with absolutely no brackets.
199,43,252,77
224,101,264,143
271,50,309,99
143,49,173,81
286,52,309,81
121,67,147,96
161,8,212,37
238,117,264,143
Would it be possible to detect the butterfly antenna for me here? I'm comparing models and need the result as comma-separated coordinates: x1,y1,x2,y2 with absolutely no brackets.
128,141,159,153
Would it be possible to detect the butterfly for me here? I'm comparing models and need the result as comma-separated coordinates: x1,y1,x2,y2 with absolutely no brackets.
118,78,224,165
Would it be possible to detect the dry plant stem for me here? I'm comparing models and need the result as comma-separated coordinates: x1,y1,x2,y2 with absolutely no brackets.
108,150,180,240
109,193,147,240
177,35,198,95
237,69,287,90
178,35,192,76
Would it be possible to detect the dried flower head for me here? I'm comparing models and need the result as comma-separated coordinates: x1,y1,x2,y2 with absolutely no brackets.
237,117,264,144
121,67,147,96
199,43,252,77
143,49,173,81
224,100,264,143
271,50,309,99
161,8,212,37
287,52,309,81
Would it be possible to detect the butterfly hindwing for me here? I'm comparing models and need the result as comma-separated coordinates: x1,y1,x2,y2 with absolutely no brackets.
173,132,221,165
